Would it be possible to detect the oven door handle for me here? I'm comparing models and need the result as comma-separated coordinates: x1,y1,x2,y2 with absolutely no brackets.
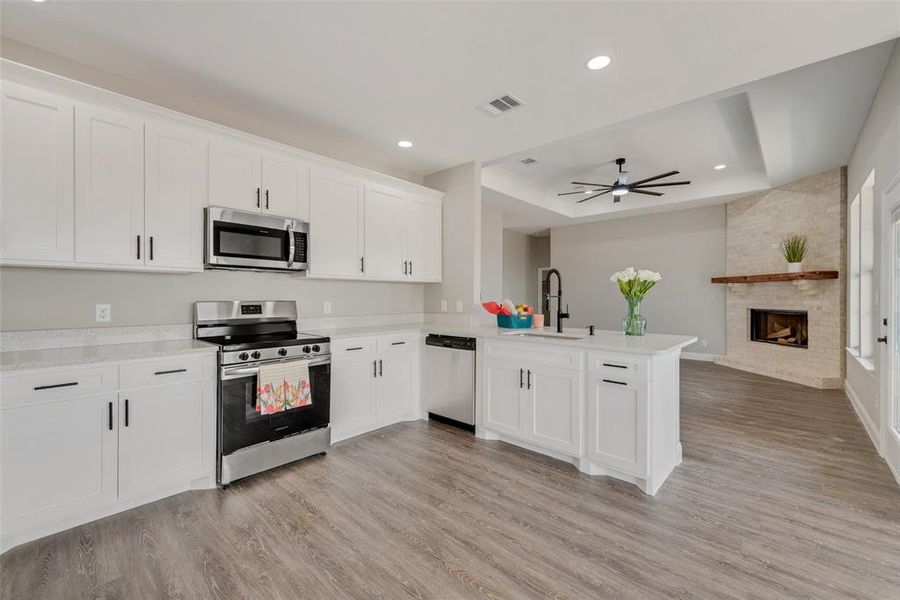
286,222,295,268
221,356,331,380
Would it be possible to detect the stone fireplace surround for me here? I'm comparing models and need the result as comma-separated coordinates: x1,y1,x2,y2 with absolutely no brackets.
714,169,845,389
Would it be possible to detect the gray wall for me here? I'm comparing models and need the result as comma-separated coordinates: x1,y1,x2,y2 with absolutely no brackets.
550,205,727,353
0,268,423,330
502,231,550,307
481,205,504,302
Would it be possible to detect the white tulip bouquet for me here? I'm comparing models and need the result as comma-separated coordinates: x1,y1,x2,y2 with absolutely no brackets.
610,267,662,335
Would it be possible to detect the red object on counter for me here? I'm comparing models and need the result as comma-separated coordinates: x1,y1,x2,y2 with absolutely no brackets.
482,301,502,315
498,306,513,315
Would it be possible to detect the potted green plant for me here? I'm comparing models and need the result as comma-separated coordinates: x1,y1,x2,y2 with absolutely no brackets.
781,234,808,273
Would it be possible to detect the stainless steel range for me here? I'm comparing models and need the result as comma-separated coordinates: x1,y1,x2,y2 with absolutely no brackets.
194,300,330,485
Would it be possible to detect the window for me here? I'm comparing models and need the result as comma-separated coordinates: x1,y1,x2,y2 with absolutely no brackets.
848,170,875,361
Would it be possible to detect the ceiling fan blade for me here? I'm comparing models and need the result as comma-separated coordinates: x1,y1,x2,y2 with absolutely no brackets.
628,189,663,197
576,190,612,203
571,181,612,187
558,190,604,196
631,181,691,188
628,170,679,186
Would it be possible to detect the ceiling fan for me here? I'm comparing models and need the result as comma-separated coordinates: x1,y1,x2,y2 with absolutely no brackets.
559,158,691,203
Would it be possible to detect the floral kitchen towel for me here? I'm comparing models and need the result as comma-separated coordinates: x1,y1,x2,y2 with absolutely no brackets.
256,360,312,415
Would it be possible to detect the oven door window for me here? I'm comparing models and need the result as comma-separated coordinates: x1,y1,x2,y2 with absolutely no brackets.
213,221,288,262
220,363,331,456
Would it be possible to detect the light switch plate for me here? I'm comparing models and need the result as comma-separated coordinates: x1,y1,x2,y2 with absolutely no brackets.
441,299,447,312
323,301,332,315
95,304,111,322
455,300,463,313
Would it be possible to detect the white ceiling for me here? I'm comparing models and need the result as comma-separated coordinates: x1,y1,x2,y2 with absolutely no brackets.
484,40,895,232
2,1,899,179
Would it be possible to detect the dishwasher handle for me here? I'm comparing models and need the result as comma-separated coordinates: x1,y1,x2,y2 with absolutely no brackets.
425,334,476,351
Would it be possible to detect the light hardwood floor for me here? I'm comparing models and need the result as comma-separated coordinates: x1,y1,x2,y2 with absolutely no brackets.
2,361,899,599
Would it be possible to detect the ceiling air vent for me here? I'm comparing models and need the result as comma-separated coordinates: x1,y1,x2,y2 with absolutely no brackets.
520,158,537,165
478,93,524,117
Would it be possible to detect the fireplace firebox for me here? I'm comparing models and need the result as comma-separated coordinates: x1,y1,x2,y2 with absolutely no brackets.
749,309,808,349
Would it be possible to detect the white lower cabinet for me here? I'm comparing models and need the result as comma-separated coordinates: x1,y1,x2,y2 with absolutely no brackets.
586,374,647,476
0,353,216,553
330,334,420,442
483,359,525,436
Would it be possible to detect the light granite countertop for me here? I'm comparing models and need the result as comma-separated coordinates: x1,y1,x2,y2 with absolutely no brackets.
306,322,697,355
0,339,219,372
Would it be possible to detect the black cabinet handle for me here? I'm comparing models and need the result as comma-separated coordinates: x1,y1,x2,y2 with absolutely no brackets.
149,236,154,261
527,369,532,389
403,260,408,275
33,381,78,391
519,368,523,388
390,341,406,346
360,256,365,273
124,398,129,427
265,189,269,210
346,347,363,351
373,360,377,377
378,359,383,376
256,187,260,208
108,401,113,430
136,234,141,260
602,363,628,369
154,368,187,376
409,260,413,276
602,379,628,386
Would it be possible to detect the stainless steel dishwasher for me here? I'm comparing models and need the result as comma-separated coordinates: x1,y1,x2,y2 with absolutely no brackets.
425,334,476,431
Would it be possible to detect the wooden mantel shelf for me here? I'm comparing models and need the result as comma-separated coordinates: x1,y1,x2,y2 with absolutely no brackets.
711,271,839,284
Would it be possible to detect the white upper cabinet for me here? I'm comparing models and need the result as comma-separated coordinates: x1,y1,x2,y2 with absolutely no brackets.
144,121,205,270
308,169,365,277
0,83,75,262
74,105,145,266
261,153,309,220
208,138,261,212
405,196,442,281
363,184,406,279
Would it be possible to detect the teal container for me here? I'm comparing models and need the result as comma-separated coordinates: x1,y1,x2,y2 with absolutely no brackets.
497,314,533,328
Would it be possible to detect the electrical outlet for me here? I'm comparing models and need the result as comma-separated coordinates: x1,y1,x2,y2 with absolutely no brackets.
456,300,463,313
441,299,447,312
95,304,111,323
323,301,332,315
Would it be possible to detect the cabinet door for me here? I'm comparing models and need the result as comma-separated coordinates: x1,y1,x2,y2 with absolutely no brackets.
74,105,144,265
0,82,74,262
586,375,647,476
330,356,376,438
526,365,581,456
308,169,365,278
405,198,441,281
208,139,261,212
144,121,205,270
375,351,413,422
262,153,309,220
483,359,525,437
0,393,117,536
364,184,406,279
118,381,213,499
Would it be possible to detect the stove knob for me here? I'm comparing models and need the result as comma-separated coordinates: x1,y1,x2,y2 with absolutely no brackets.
251,351,261,360
238,352,249,361
311,344,320,353
302,345,311,353
278,348,288,357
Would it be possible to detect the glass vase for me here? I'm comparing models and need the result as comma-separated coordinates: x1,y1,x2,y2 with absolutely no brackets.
622,297,647,336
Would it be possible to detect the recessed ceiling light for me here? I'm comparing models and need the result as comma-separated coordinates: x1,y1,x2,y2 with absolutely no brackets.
31,0,45,3
586,55,611,71
714,164,727,170
397,140,413,148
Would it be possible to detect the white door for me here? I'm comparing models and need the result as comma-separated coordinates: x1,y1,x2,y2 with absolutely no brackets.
330,356,376,437
586,374,647,476
364,184,406,279
405,198,442,281
375,352,413,422
74,105,144,265
483,359,525,436
526,365,582,455
208,139,261,212
144,121,205,270
0,393,118,536
261,153,309,220
0,82,75,262
308,169,365,277
117,382,210,499
888,204,900,445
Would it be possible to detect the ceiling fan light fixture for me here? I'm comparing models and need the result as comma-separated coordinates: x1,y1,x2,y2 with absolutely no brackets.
586,55,612,71
611,186,628,196
714,164,726,170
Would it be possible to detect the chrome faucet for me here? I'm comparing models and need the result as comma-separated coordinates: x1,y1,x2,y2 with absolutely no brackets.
544,268,570,333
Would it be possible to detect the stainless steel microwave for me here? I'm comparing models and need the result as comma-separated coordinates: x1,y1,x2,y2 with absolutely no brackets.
205,206,308,272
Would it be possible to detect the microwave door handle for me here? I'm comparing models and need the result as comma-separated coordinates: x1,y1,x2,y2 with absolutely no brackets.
287,223,295,268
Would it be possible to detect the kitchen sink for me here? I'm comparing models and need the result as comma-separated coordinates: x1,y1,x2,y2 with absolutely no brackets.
500,331,584,341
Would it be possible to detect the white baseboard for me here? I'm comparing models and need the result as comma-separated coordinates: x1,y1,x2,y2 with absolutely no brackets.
844,378,881,454
681,352,720,362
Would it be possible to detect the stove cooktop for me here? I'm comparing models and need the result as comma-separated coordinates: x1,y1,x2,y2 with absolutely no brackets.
205,332,330,352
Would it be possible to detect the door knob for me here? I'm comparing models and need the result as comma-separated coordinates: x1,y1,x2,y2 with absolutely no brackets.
877,336,888,344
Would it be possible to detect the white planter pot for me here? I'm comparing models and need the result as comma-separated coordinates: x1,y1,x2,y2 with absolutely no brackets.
787,262,803,273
